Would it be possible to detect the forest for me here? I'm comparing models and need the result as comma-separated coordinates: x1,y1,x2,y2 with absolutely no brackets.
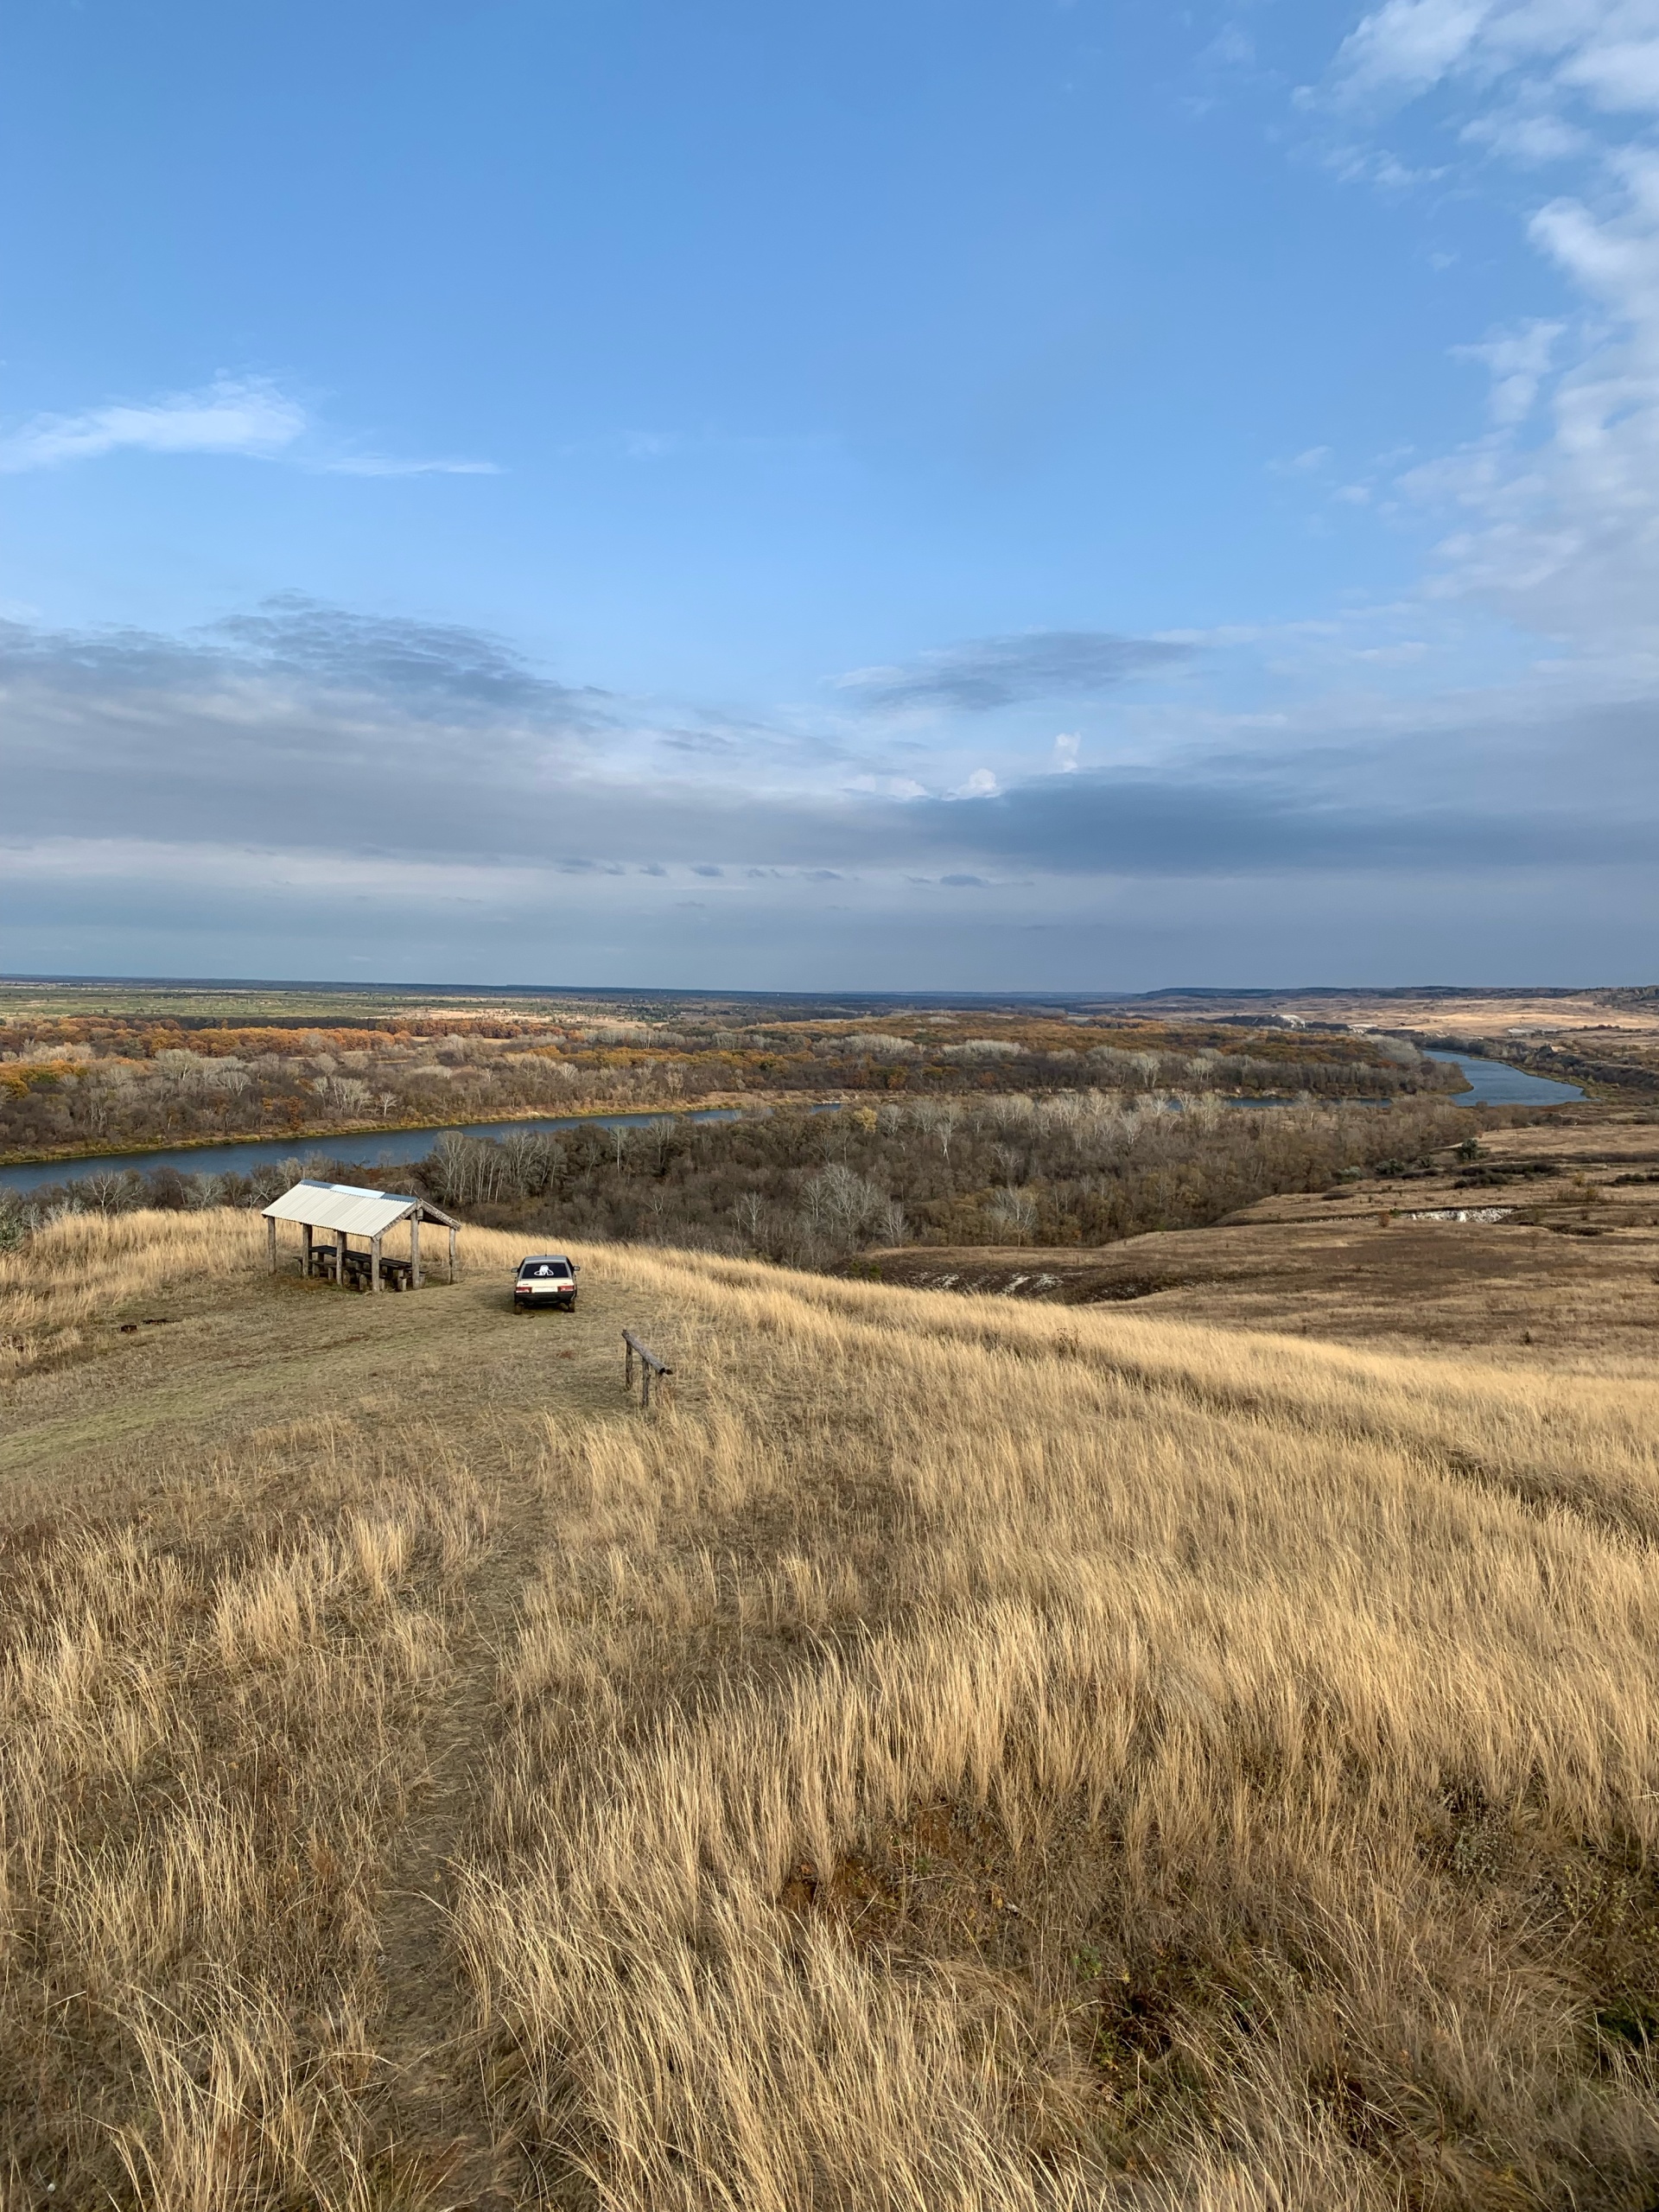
0,1003,1455,1164
4,1090,1496,1263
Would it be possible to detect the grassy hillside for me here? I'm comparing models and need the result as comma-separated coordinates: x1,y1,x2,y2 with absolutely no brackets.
5,1215,1659,2208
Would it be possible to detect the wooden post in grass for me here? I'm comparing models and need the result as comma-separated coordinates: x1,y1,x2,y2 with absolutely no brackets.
448,1225,457,1282
302,1223,314,1276
622,1330,672,1410
410,1213,422,1289
336,1234,346,1287
267,1216,277,1273
371,1233,382,1294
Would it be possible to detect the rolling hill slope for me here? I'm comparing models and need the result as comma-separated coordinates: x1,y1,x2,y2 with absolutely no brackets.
5,1212,1659,2209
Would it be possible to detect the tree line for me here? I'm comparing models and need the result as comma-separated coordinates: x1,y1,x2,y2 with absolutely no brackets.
3,1090,1506,1264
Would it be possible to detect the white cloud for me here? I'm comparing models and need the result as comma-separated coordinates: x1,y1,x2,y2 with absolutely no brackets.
323,454,501,478
1314,3,1659,646
1052,732,1081,772
1462,105,1591,162
1332,0,1496,101
1332,1,1659,113
847,772,929,798
956,768,1001,798
1562,25,1659,112
0,374,499,478
1414,158,1659,634
0,377,306,471
1201,24,1255,69
1452,316,1565,422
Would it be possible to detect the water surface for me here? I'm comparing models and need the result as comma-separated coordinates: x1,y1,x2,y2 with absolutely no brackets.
1424,1051,1584,1106
0,1109,741,1196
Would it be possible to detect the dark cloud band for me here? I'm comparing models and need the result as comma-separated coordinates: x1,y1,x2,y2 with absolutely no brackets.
832,629,1193,711
3,599,1652,885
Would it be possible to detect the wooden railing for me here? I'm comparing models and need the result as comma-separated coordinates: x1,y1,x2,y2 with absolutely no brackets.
622,1330,673,1409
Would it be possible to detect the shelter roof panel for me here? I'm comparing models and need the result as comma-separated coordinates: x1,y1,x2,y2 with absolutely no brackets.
261,1179,458,1236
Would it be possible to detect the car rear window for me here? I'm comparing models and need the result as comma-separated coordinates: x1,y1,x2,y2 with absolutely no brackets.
520,1261,571,1277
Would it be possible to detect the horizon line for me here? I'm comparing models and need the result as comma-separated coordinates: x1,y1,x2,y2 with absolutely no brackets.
0,971,1611,1003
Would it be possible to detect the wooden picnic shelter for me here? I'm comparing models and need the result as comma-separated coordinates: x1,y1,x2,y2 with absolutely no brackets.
262,1179,460,1293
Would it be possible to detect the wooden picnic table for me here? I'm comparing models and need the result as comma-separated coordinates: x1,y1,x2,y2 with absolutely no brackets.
299,1237,415,1290
302,1245,410,1288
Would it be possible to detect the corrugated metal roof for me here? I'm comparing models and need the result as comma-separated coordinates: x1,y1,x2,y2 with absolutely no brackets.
262,1179,457,1237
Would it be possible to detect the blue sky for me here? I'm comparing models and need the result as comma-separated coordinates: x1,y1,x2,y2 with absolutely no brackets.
3,0,1656,988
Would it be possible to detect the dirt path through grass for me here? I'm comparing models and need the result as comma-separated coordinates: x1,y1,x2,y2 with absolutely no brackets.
3,1244,646,2203
369,1442,552,2203
359,1274,653,2202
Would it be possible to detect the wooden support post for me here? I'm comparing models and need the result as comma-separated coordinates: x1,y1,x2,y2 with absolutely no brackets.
302,1224,313,1276
622,1330,672,1409
448,1225,457,1282
371,1233,382,1294
410,1212,422,1289
335,1233,346,1287
267,1217,277,1273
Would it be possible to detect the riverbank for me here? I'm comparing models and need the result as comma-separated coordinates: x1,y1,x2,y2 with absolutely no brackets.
0,1073,1475,1190
0,1100,784,1196
1,1066,1560,1200
0,1093,780,1177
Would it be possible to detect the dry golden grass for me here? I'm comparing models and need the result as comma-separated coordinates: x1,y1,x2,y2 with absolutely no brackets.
6,1210,1659,2207
0,1205,270,1377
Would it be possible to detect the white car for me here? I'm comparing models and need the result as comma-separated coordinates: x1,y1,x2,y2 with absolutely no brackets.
513,1254,578,1312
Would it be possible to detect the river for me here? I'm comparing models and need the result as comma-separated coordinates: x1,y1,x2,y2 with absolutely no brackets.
0,1052,1583,1197
1424,1050,1585,1105
0,1109,744,1197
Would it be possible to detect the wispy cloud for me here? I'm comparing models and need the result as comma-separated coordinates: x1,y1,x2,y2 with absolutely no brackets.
1451,316,1563,424
204,594,608,720
1331,0,1659,116
0,375,498,478
1330,0,1499,105
1305,2,1659,649
833,630,1193,712
0,377,306,471
321,454,501,478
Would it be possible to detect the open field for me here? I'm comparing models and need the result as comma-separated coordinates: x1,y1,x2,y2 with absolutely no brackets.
1161,988,1659,1042
8,1211,1659,2206
1134,988,1659,1103
861,1109,1659,1369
